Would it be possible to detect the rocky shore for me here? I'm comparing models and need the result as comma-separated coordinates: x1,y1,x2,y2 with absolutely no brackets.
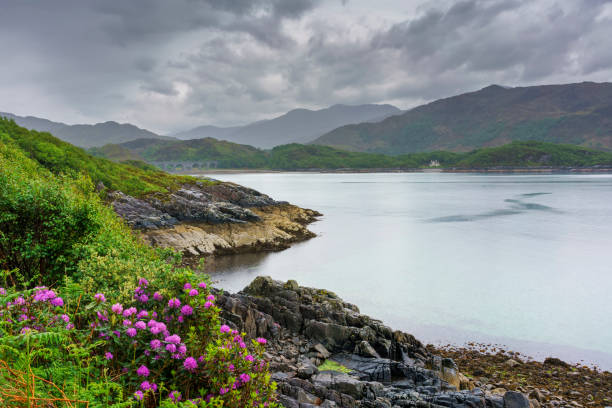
109,180,320,257
210,276,605,408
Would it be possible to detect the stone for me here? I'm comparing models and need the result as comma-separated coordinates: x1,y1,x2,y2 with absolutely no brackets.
297,357,319,379
312,343,332,359
505,358,521,367
503,391,531,408
355,341,381,358
529,389,544,402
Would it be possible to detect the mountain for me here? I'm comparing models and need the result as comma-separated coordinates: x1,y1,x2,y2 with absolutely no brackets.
311,82,612,154
174,104,401,148
0,112,172,148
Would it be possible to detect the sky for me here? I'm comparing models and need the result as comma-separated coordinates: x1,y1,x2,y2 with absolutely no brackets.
1,0,612,134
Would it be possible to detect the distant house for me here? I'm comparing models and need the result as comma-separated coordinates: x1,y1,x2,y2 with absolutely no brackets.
429,160,440,167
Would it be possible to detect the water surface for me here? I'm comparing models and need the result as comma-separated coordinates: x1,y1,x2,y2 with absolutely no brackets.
201,173,612,369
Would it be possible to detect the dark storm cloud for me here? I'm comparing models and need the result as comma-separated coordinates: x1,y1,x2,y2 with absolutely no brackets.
0,0,611,133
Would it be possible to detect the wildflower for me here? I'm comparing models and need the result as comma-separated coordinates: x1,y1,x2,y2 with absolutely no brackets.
219,387,229,395
151,383,158,392
204,301,213,309
239,341,246,348
198,282,207,289
169,391,181,402
256,337,267,345
50,297,64,307
177,315,184,323
140,381,151,391
126,328,137,337
138,294,149,303
136,365,150,377
111,303,123,314
137,310,148,319
134,390,144,401
150,339,161,349
183,282,192,290
94,293,106,303
20,327,32,334
66,323,75,330
239,373,251,383
122,319,132,326
113,330,121,337
105,352,113,360
220,325,231,333
188,289,198,297
168,298,181,308
134,321,146,330
206,294,215,301
180,305,193,316
18,314,28,322
245,354,254,362
138,278,149,287
123,307,137,317
153,292,162,301
0,288,6,295
183,356,197,371
166,343,177,353
228,363,235,372
14,296,25,305
60,314,70,323
150,322,166,334
178,344,187,355
97,311,108,322
165,334,181,344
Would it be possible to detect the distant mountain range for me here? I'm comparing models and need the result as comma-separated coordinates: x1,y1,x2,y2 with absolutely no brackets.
173,104,402,148
312,82,612,154
0,112,171,148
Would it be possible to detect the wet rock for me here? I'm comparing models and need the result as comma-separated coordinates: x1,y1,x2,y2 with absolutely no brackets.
503,391,532,408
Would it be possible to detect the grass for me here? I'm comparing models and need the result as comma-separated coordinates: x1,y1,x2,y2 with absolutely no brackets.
318,360,352,373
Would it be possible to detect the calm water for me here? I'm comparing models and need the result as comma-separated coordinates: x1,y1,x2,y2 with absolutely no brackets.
201,172,612,369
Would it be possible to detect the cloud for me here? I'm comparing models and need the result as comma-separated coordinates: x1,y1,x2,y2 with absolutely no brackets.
0,0,611,134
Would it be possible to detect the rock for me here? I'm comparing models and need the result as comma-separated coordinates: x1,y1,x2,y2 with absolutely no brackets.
491,388,507,395
312,372,365,399
312,343,331,359
355,341,381,358
505,358,521,367
543,357,569,368
297,357,319,379
529,389,545,402
503,391,531,408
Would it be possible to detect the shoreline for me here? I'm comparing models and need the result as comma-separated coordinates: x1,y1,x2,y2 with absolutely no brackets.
176,166,612,175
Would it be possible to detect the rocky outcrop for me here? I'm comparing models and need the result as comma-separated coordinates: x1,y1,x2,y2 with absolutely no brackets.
109,180,320,257
214,276,546,408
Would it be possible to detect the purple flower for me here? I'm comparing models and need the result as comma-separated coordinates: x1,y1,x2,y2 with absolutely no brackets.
150,339,161,350
97,311,108,322
206,295,215,302
50,297,64,307
14,296,26,305
136,365,150,377
183,283,192,290
0,287,6,295
134,390,144,401
113,330,121,337
228,363,235,372
123,307,137,317
180,305,193,316
168,298,181,308
177,315,184,323
153,292,163,301
204,301,213,309
219,387,229,395
165,334,181,344
140,381,151,391
138,278,149,287
105,352,113,360
126,328,137,337
151,383,158,392
198,282,207,289
178,344,187,355
245,354,254,362
111,303,123,314
134,321,147,330
169,391,181,402
122,319,132,327
150,322,166,335
220,325,231,333
256,337,267,345
136,310,148,319
94,293,106,303
239,373,251,383
138,294,149,303
183,356,197,371
188,289,198,297
60,314,70,323
165,343,176,353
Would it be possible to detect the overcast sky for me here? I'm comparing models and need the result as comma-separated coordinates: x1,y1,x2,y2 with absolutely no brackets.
1,0,612,134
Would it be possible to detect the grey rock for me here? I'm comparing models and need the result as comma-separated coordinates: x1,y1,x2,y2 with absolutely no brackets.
503,391,531,408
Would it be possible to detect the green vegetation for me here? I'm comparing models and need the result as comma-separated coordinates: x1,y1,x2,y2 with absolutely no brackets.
0,119,278,406
0,118,199,197
93,135,612,170
318,360,351,373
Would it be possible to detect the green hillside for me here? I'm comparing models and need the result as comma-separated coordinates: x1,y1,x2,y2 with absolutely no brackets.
311,82,612,154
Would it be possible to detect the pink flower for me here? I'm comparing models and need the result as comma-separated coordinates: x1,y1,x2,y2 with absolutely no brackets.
204,301,213,309
245,354,254,362
188,289,198,297
220,325,230,333
219,387,229,395
138,278,149,287
165,334,181,344
153,292,162,301
150,339,161,350
136,365,150,377
50,297,64,307
126,328,137,337
168,298,181,308
113,330,120,337
94,293,106,303
134,390,144,400
105,352,113,360
111,303,123,314
198,282,207,289
66,323,75,330
183,283,192,290
134,321,146,330
169,391,181,402
239,373,251,383
0,288,6,295
140,381,151,390
177,315,184,323
178,344,187,355
166,343,176,353
136,310,148,319
256,337,267,345
183,357,197,371
206,294,215,301
228,363,235,372
122,319,132,326
180,305,193,316
60,314,70,323
138,294,149,303
123,307,137,317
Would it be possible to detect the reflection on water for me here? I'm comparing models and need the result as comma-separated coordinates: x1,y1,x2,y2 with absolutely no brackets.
197,172,612,369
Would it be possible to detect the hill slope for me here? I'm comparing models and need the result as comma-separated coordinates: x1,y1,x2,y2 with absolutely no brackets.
0,112,172,148
312,82,612,154
175,104,401,148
